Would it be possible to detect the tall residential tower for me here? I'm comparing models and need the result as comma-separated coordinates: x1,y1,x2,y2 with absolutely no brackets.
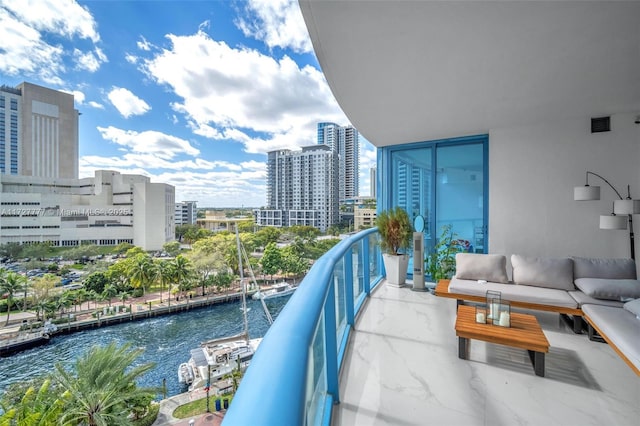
256,145,339,232
317,122,359,201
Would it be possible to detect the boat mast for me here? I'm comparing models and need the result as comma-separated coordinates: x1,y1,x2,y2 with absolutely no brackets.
235,224,249,344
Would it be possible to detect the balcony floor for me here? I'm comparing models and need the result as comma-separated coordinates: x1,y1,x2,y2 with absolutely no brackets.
334,282,639,425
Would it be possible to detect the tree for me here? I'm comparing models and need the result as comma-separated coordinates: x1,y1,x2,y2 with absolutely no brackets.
1,270,26,326
102,284,118,307
0,378,69,424
171,255,193,300
54,342,157,425
83,271,110,294
128,253,155,295
162,241,181,257
155,259,173,303
187,247,225,296
260,242,282,280
254,227,281,249
281,246,308,279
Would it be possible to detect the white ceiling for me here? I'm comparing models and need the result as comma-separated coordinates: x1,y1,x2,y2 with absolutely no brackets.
300,0,640,147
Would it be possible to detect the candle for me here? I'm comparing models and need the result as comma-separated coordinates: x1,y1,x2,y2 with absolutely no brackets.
499,311,510,327
476,312,485,323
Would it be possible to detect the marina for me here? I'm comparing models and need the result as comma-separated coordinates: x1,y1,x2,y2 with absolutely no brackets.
0,295,290,398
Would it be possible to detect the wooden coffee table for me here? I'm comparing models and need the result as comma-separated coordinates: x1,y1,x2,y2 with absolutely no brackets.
455,305,550,377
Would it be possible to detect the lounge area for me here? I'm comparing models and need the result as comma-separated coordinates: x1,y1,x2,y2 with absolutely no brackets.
334,282,639,425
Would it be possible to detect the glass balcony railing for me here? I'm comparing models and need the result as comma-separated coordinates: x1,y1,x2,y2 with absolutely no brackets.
223,228,382,425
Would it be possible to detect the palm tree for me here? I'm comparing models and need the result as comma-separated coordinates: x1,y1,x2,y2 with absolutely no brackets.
1,270,26,326
33,298,51,322
54,342,157,425
118,291,129,307
102,284,118,307
128,254,154,296
171,255,193,301
156,259,173,303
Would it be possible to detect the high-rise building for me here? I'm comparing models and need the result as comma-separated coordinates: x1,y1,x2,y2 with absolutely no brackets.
175,201,197,225
0,82,79,179
0,81,175,250
317,122,359,201
256,145,339,232
370,166,377,198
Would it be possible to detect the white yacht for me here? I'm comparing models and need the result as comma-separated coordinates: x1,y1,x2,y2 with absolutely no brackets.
252,281,296,300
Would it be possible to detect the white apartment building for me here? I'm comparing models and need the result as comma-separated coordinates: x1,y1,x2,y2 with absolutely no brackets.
0,170,174,251
0,82,79,179
317,122,359,201
175,200,197,225
256,145,339,232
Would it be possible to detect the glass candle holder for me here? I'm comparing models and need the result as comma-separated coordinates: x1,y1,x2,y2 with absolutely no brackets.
475,305,487,324
495,302,511,327
486,290,501,322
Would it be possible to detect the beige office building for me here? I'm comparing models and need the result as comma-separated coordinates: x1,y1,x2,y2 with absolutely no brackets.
0,82,79,179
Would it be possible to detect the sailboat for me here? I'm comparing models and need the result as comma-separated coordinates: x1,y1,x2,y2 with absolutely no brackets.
177,225,265,390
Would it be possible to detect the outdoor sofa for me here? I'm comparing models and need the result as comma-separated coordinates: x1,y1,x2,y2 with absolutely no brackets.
435,253,640,375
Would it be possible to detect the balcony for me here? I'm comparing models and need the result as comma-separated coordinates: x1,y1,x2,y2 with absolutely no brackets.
223,229,639,425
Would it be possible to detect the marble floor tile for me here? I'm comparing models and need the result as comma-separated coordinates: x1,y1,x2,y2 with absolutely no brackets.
333,282,640,426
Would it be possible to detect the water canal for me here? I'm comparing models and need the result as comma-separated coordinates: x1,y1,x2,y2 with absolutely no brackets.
0,296,290,398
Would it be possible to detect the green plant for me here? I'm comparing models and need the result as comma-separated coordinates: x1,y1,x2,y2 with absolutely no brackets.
376,207,412,255
426,224,464,281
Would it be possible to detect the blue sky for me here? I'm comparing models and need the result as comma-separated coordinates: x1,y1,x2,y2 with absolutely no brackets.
0,0,376,207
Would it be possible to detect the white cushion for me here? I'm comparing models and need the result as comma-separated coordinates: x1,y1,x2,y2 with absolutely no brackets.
454,253,509,283
572,257,637,279
511,255,575,291
574,278,640,301
623,298,640,316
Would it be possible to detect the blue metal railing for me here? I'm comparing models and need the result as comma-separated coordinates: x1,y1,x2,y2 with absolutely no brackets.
223,228,382,425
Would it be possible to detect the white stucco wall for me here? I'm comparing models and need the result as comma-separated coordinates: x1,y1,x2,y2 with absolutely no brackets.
489,112,640,274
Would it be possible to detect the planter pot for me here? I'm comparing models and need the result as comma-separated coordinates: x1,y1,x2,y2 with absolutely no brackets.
383,253,409,287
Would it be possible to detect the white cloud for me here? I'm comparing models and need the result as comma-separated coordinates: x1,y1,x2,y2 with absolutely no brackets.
96,126,200,160
137,36,152,51
72,90,85,104
107,87,151,118
74,47,107,72
143,29,346,154
237,0,312,54
88,101,104,109
0,0,104,82
79,158,267,207
125,54,138,64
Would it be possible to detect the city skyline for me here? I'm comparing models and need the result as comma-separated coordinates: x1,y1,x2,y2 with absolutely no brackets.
0,0,376,207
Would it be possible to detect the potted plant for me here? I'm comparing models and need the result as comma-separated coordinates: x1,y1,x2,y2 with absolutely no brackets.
425,224,464,283
377,206,413,286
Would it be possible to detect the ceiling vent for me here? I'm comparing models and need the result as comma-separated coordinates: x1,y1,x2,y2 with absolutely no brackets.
591,116,610,133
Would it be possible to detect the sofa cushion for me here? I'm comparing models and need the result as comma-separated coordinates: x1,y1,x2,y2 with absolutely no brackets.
454,253,509,283
449,278,578,308
623,298,640,317
569,290,625,308
572,257,637,279
582,304,640,373
511,255,575,290
574,278,640,301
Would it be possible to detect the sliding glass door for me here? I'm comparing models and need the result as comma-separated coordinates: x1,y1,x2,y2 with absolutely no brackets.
380,135,488,279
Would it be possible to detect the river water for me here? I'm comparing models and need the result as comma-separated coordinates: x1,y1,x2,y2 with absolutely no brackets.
0,296,290,398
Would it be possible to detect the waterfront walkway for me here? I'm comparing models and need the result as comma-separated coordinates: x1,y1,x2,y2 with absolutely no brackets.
154,389,225,425
0,287,253,356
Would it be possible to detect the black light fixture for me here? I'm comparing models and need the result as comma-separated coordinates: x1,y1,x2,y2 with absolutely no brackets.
574,171,640,260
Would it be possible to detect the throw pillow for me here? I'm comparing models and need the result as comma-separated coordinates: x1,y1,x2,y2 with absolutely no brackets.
572,257,637,279
454,253,509,283
624,298,640,317
511,255,575,290
574,278,640,301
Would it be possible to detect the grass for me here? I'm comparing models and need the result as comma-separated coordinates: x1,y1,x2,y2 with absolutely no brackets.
173,395,232,419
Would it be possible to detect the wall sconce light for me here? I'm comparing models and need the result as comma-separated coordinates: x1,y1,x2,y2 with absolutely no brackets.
574,171,640,259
